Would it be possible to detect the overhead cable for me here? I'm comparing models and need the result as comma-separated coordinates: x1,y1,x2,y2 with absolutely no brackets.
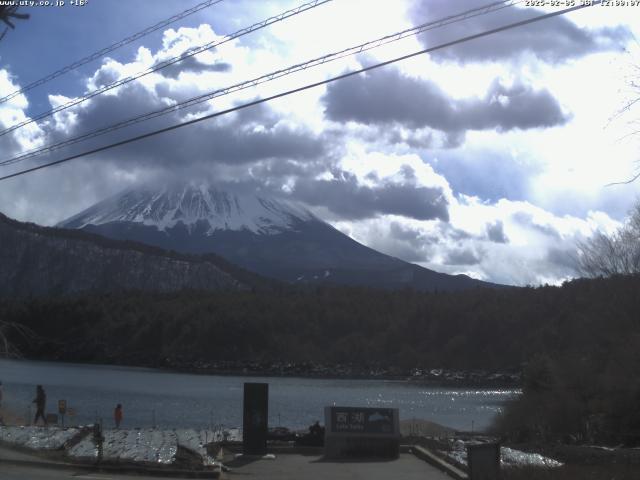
0,1,599,182
0,0,333,137
0,0,225,104
0,0,522,166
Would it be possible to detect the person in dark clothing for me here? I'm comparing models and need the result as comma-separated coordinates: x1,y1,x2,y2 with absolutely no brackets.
309,420,322,437
297,420,324,446
33,385,47,426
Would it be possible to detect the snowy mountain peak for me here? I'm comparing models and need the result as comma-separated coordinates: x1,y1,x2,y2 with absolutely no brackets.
59,182,317,234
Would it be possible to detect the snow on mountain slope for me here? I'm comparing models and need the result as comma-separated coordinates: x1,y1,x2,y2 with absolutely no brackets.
60,182,316,234
58,181,500,291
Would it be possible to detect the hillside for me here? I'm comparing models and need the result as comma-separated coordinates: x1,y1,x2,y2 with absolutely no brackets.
59,182,500,292
4,274,638,373
0,212,269,296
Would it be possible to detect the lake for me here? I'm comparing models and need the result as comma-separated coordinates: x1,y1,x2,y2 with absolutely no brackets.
0,359,519,432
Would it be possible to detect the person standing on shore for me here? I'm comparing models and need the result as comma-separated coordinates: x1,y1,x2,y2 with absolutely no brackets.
33,385,47,426
114,403,123,429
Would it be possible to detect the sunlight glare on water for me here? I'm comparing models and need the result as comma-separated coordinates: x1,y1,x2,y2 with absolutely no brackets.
0,359,519,431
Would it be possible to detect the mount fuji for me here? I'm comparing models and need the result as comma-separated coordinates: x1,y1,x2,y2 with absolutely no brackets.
59,182,495,291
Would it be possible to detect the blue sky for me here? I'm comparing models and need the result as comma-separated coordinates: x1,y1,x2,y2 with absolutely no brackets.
1,0,640,285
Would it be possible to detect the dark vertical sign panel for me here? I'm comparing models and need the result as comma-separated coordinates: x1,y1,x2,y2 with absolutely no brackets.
242,382,269,455
468,442,501,480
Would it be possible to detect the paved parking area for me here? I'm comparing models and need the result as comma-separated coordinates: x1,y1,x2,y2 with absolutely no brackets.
222,453,450,480
0,443,452,479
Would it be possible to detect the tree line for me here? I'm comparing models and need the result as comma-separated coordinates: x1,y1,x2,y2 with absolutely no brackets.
2,274,640,443
3,202,640,444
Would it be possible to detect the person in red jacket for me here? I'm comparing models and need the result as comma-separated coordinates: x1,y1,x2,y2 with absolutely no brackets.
114,404,123,429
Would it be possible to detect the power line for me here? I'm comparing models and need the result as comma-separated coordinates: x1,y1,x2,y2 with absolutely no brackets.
1,0,523,167
0,1,599,183
2,0,521,166
0,0,224,105
0,0,333,138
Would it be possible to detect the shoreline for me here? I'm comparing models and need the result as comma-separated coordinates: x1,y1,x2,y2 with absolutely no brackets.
3,356,521,388
165,367,522,389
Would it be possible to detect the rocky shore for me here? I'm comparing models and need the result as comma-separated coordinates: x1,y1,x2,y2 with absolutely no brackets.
156,358,522,386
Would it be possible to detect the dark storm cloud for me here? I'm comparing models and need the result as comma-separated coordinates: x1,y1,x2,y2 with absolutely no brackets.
410,0,631,63
399,164,417,181
323,69,568,133
383,245,427,263
90,63,121,89
546,247,579,273
486,220,509,244
35,78,326,170
359,125,434,149
513,212,562,239
156,52,232,79
380,226,431,263
389,221,428,249
0,159,149,226
358,125,464,150
247,158,329,181
0,127,25,159
431,151,541,202
441,223,474,241
363,221,484,266
291,171,449,221
444,247,482,266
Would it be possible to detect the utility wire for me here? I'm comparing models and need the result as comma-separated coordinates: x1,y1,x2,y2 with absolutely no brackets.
0,0,224,105
0,0,333,137
1,0,523,167
0,1,599,183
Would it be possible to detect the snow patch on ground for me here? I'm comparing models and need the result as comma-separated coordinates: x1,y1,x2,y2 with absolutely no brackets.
0,425,80,450
175,429,225,466
67,427,241,465
106,429,177,464
502,446,563,468
442,439,563,469
1,424,244,469
67,434,99,461
69,429,177,464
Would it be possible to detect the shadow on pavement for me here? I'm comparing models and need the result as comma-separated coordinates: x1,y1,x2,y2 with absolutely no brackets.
224,455,265,468
310,456,397,464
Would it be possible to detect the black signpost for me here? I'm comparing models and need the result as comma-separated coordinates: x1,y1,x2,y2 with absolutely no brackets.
467,442,501,480
242,383,269,455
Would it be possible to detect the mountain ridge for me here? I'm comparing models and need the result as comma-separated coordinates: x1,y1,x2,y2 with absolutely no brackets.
60,182,316,234
59,183,502,292
0,211,272,296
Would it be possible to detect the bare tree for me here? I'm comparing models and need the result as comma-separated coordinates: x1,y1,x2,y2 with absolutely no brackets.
0,319,33,358
0,6,30,42
578,201,640,277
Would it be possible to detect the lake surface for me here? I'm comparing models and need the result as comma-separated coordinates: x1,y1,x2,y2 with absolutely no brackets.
0,359,519,432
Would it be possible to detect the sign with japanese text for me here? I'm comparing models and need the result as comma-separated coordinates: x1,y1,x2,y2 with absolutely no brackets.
329,407,395,434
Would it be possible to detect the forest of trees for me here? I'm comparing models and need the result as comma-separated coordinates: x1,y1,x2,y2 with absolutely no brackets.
2,273,640,443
